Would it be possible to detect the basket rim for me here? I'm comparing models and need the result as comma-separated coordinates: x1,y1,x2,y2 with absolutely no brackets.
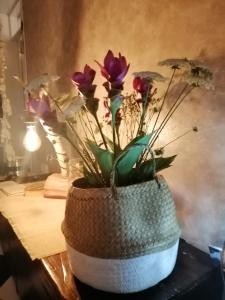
71,174,165,193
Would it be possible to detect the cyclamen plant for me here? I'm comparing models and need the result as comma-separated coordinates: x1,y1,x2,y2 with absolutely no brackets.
26,50,213,188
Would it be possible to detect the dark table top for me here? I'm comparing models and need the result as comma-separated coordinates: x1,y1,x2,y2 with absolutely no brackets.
0,212,223,300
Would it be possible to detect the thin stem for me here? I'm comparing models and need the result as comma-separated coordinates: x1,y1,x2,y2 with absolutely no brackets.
131,104,141,139
150,83,189,148
141,85,194,163
116,125,120,149
112,123,116,158
84,109,97,142
150,85,195,148
45,89,102,178
146,109,155,133
121,103,129,143
78,113,89,141
65,135,104,185
159,128,194,149
137,84,152,136
94,114,108,150
152,68,176,133
81,111,97,143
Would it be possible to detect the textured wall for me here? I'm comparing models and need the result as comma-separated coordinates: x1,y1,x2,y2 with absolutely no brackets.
23,0,83,92
22,0,225,251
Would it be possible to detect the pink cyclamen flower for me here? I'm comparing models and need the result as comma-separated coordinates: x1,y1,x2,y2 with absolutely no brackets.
95,50,130,90
133,77,151,97
71,64,96,97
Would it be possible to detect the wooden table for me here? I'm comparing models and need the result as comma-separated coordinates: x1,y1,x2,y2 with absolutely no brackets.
0,212,223,300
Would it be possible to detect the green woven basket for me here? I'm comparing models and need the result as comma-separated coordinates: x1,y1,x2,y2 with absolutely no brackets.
62,175,180,259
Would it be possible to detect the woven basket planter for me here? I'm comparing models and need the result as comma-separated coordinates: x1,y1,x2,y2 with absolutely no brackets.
62,175,180,293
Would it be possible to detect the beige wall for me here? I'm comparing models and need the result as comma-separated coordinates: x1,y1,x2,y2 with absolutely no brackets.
23,0,225,251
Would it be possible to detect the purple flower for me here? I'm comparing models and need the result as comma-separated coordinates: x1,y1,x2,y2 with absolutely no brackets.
71,65,96,98
27,93,66,136
26,93,52,119
95,50,129,91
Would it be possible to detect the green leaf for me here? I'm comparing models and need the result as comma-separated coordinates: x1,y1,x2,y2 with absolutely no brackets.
110,95,122,127
137,155,177,182
86,140,113,180
103,135,121,153
83,165,100,187
155,155,177,172
115,134,152,181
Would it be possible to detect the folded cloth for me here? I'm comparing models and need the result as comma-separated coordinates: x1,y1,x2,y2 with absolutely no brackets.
0,190,66,259
44,173,75,199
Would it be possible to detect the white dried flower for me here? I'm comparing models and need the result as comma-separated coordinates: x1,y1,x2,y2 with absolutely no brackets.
158,58,190,69
25,74,60,93
184,62,214,89
63,95,86,118
132,71,167,82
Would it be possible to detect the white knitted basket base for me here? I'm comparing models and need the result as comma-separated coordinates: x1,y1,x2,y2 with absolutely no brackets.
67,240,179,293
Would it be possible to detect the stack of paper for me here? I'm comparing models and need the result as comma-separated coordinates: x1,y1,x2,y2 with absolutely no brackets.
0,181,25,196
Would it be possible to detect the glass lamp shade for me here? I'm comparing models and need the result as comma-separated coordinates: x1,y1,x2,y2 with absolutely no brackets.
23,124,41,152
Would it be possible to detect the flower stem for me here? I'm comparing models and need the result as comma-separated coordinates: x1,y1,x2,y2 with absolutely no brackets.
45,89,103,179
158,127,196,150
152,68,176,133
64,135,103,185
146,110,155,133
150,83,190,148
137,84,151,136
121,102,129,143
83,110,98,143
116,125,120,149
78,113,90,141
94,114,108,150
112,123,116,158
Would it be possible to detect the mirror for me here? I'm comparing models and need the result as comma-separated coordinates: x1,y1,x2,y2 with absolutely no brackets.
0,0,57,181
0,0,24,180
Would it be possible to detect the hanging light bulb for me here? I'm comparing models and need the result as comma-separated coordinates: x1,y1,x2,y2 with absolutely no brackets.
23,124,41,152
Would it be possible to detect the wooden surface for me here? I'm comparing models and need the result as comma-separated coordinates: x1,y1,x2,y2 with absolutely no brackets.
42,253,79,300
0,212,223,300
0,213,64,300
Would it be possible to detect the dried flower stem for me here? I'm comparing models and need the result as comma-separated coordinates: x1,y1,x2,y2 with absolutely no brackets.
146,110,155,133
65,134,104,185
83,110,98,143
159,128,196,150
150,84,195,149
94,114,108,150
78,113,89,141
152,68,176,133
139,84,192,163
